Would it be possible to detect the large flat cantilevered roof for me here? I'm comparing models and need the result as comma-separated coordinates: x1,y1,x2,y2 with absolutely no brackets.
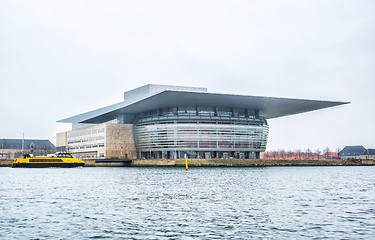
58,88,348,124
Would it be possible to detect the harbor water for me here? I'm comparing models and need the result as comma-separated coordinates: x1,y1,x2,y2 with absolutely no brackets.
1,166,374,239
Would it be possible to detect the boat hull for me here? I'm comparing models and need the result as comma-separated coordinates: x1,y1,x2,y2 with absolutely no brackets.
12,163,85,168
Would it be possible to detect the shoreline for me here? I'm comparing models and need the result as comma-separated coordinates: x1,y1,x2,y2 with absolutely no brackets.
1,159,373,167
128,158,375,167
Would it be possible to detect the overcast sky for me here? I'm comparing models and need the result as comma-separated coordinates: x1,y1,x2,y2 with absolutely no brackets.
1,0,374,152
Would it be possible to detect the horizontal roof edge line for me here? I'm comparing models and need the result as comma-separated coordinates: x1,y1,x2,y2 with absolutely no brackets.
57,90,349,124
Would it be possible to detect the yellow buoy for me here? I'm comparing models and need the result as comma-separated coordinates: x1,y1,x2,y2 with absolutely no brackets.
186,158,188,171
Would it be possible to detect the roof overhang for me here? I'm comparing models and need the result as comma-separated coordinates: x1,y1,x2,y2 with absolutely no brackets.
58,90,349,124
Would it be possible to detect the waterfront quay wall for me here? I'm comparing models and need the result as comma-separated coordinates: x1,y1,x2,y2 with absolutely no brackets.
1,159,374,167
0,160,13,167
129,158,375,167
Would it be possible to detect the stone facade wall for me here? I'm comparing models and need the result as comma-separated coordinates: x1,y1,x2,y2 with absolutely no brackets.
341,155,375,160
56,123,136,160
0,148,56,160
57,123,106,159
0,149,18,160
359,154,375,160
56,132,67,147
105,123,136,159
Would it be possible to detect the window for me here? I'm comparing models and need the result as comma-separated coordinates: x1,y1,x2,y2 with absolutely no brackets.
29,159,64,162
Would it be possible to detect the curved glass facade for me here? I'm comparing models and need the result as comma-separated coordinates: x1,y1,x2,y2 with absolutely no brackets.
134,107,269,159
59,84,347,160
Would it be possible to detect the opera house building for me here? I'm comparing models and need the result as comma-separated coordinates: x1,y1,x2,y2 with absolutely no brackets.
56,84,347,160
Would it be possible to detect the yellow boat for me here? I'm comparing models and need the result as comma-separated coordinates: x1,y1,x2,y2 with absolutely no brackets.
12,152,85,168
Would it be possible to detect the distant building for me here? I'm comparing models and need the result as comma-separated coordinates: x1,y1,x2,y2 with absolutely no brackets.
57,84,347,160
56,123,135,160
263,151,339,160
0,139,55,160
339,146,375,160
365,149,375,159
322,152,340,159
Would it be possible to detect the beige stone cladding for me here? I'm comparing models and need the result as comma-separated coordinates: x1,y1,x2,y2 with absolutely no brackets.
62,123,106,159
56,123,136,160
105,123,136,159
1,148,56,160
0,149,17,160
359,154,375,160
56,132,67,148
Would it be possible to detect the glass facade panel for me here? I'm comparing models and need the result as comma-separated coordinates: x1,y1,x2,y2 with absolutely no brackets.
134,107,268,159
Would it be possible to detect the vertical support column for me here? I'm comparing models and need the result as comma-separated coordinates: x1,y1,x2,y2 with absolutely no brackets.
255,110,260,119
216,128,218,149
174,119,177,149
197,119,199,149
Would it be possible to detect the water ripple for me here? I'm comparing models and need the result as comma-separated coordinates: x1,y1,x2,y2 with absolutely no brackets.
0,166,375,239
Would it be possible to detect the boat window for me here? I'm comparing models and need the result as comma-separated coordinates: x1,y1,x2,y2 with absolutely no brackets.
56,153,73,158
29,159,64,162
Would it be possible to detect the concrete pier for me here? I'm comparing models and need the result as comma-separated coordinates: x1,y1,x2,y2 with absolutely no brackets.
0,160,13,167
129,158,375,167
2,159,374,167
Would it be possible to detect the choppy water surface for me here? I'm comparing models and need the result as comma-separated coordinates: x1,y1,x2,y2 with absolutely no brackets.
1,166,375,239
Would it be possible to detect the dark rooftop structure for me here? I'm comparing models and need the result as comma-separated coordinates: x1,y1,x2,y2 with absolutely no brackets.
365,149,375,155
339,145,369,157
0,139,55,150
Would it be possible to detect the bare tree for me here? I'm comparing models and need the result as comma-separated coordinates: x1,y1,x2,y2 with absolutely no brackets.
296,149,302,159
323,147,330,159
272,150,278,159
306,148,312,159
273,150,278,159
336,147,341,156
288,150,293,159
315,149,321,159
280,149,286,159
